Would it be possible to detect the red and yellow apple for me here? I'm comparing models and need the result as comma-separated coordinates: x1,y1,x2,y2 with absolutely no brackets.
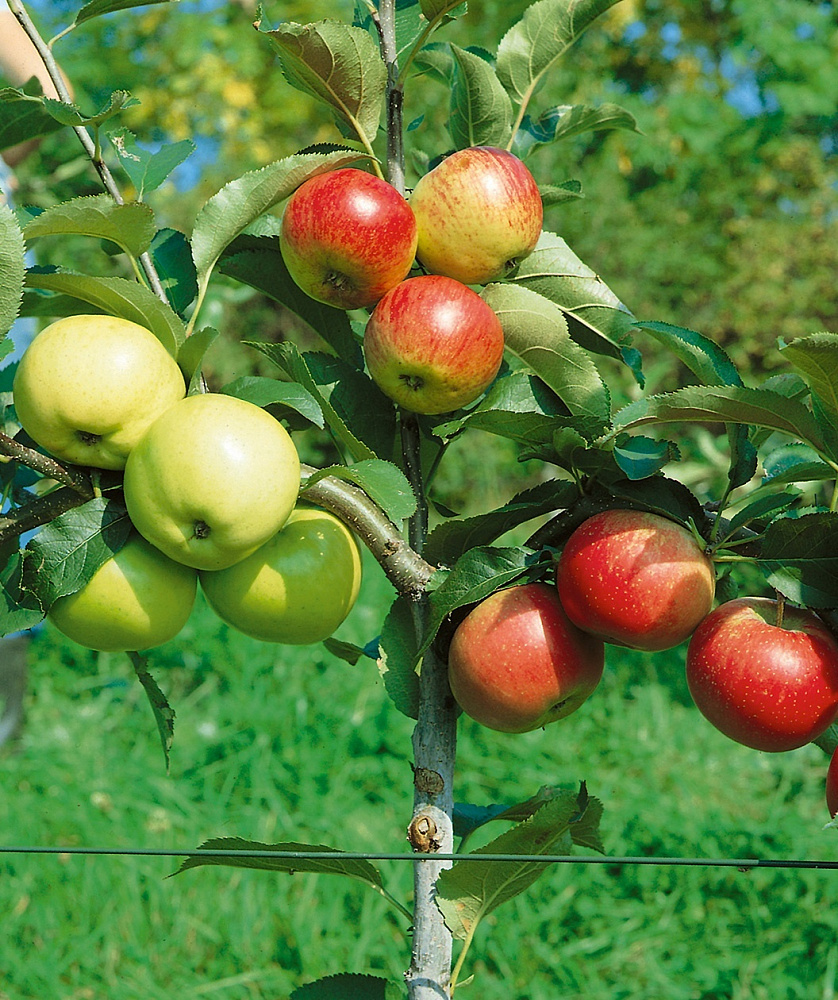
446,582,605,733
13,314,185,470
279,168,418,310
686,597,838,752
555,508,715,651
409,146,543,286
123,393,300,571
199,507,362,644
363,274,505,414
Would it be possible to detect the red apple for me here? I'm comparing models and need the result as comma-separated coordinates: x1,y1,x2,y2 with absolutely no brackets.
686,598,838,752
279,168,418,310
446,583,605,733
409,146,543,286
363,274,504,414
827,746,838,817
555,508,715,651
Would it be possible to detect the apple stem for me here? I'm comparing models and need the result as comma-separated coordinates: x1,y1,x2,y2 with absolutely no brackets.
775,591,786,629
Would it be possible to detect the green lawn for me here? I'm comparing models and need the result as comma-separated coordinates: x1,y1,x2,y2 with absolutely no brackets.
1,554,836,999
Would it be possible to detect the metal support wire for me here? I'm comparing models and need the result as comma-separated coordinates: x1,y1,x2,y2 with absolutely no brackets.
1,846,838,870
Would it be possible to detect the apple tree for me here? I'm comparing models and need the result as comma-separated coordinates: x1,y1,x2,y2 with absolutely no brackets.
2,0,838,996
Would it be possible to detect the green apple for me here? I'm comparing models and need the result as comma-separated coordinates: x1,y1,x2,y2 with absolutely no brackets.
199,507,362,644
123,393,301,571
13,314,185,470
47,534,197,652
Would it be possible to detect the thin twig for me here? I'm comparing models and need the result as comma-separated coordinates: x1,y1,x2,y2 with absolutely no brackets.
6,0,169,304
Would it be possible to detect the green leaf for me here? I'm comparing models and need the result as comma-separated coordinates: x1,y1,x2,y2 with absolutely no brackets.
252,342,396,462
218,240,361,365
191,149,365,302
424,479,577,566
0,551,45,638
455,784,583,841
177,326,218,388
263,22,386,148
513,102,639,156
780,333,838,450
150,228,198,316
419,0,467,20
23,194,156,258
221,375,324,429
377,594,420,720
613,435,678,480
72,0,179,27
722,493,800,540
606,476,709,532
0,81,64,154
127,650,175,772
173,838,385,890
757,512,838,608
303,459,417,523
354,0,426,66
762,443,835,486
436,784,603,940
42,90,138,130
322,637,367,665
497,0,622,111
482,283,610,433
107,127,195,199
435,370,569,451
22,498,131,609
511,231,636,363
609,385,830,459
0,201,25,339
539,180,583,206
292,974,405,1000
422,546,534,656
23,270,186,356
448,45,513,150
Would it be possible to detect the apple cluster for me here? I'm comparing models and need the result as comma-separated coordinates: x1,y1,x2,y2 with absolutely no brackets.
13,314,362,653
445,508,838,776
279,147,543,415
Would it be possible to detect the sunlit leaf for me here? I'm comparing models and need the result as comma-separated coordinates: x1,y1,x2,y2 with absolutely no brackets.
107,127,195,199
23,194,156,258
303,459,417,523
448,45,512,149
436,784,603,940
513,102,639,156
0,202,24,339
511,231,636,363
482,282,610,433
263,22,386,148
23,270,186,355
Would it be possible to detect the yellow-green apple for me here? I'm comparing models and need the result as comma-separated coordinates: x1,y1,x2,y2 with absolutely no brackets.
447,583,605,733
13,314,185,470
123,393,300,571
827,746,838,816
279,168,418,310
47,533,197,652
363,274,504,414
686,597,838,752
556,508,715,651
409,146,542,285
199,506,362,644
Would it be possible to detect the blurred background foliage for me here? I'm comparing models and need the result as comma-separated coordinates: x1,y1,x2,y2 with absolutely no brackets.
9,0,838,506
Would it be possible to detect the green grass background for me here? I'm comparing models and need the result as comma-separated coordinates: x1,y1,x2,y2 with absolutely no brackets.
1,552,837,1000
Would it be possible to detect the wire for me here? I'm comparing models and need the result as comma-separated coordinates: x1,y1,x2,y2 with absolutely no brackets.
1,845,837,870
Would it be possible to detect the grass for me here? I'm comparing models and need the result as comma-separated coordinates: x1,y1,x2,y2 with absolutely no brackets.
1,552,837,999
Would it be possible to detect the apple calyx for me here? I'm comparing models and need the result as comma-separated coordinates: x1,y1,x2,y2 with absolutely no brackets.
193,520,211,540
76,430,102,447
400,374,425,391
